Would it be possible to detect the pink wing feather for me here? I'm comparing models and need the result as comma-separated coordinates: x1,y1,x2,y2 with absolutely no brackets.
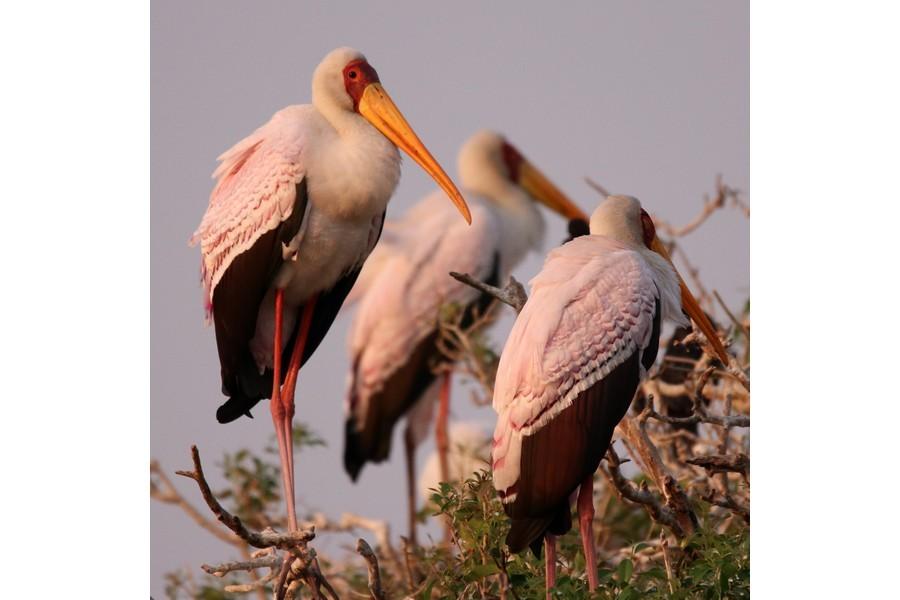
190,105,312,315
346,196,499,418
491,235,666,497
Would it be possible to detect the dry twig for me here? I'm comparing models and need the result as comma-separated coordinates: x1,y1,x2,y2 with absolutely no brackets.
584,176,610,198
601,445,689,538
686,453,749,479
202,556,281,577
151,460,243,547
449,272,528,314
641,394,749,429
174,446,345,599
175,446,314,550
652,175,748,238
357,538,386,600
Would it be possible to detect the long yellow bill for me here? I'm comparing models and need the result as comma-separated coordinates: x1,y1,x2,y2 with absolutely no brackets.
518,161,587,221
649,236,730,364
358,83,471,224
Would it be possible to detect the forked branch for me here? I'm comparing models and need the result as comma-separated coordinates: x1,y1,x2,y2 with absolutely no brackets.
601,445,689,538
175,445,315,550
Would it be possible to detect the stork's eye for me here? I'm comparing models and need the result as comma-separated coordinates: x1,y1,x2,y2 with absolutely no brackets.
348,70,358,79
640,209,656,248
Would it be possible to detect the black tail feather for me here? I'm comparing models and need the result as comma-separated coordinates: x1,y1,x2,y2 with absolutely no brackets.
506,504,572,557
216,393,262,424
343,418,367,481
342,411,395,482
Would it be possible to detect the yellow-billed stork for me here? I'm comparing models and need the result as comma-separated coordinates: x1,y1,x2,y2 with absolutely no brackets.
190,47,470,532
490,195,728,595
342,130,586,544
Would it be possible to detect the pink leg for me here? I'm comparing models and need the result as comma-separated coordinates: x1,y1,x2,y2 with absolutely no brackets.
545,534,557,599
435,372,451,485
404,423,418,548
278,294,318,532
268,290,297,531
578,475,598,592
434,373,452,542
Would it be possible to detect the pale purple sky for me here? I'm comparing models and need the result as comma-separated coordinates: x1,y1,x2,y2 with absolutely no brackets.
151,2,748,595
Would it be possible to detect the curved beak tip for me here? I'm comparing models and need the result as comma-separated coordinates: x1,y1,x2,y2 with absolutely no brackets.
358,83,471,225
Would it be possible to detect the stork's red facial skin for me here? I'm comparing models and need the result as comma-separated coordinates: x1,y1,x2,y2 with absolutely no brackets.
640,209,656,248
501,141,524,181
343,60,381,111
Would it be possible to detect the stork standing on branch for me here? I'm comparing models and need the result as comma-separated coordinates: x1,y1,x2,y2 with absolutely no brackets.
190,47,471,533
342,130,586,545
490,195,728,597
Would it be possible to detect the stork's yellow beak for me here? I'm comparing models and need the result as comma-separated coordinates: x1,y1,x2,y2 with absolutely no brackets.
358,83,471,224
518,160,587,221
649,236,730,364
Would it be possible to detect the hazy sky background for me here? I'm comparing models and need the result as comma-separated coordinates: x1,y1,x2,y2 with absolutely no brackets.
151,2,748,595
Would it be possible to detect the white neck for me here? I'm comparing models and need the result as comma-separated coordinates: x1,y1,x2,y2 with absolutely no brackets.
482,187,546,275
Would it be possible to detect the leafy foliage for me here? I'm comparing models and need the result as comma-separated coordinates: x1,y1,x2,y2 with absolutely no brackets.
409,470,749,599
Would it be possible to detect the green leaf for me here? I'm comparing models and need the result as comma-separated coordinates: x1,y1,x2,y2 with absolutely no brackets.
617,558,633,584
466,563,500,581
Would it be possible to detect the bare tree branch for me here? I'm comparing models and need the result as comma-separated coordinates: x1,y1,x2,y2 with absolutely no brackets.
224,575,278,594
686,453,749,478
713,290,750,342
449,272,528,314
652,175,748,238
202,556,281,577
601,445,688,537
584,176,610,198
703,489,750,524
357,538,386,600
151,460,244,548
175,445,315,550
434,303,499,403
306,511,402,576
640,394,749,428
